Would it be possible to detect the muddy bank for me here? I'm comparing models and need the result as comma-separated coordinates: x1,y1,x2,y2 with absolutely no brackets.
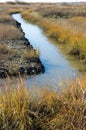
0,15,44,78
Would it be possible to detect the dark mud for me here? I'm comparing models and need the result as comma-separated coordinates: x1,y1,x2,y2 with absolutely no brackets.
0,15,44,78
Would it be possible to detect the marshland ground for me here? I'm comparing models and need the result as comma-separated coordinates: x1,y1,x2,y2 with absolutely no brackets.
0,2,86,76
0,2,44,78
0,2,86,130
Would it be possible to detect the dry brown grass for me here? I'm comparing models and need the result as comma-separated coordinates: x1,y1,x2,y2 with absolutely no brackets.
0,77,85,129
22,49,40,59
0,44,9,54
21,7,86,64
0,5,24,41
0,14,13,23
38,3,86,18
0,24,24,40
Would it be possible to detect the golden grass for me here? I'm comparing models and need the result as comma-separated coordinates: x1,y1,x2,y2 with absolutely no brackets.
21,11,86,63
7,8,21,14
0,77,85,129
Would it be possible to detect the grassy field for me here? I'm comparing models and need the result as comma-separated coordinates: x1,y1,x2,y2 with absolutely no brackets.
0,77,86,130
21,3,86,65
0,3,86,130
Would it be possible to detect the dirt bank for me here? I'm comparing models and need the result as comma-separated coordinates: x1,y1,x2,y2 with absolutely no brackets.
0,9,44,78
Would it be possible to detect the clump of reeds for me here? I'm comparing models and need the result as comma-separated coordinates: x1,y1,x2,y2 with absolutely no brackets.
0,77,85,130
0,24,24,40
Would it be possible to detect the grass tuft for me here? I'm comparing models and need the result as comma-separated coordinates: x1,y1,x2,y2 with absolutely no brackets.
0,77,85,129
0,24,24,40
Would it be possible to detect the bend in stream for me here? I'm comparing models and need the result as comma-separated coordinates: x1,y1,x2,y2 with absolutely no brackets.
12,13,79,88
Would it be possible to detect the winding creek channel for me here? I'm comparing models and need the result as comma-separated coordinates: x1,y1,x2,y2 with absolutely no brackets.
12,13,80,88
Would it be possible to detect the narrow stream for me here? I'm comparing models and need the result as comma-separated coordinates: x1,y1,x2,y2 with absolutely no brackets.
12,14,79,88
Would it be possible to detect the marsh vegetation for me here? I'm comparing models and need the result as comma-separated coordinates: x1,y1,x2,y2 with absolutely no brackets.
0,3,44,77
0,77,86,130
21,3,86,65
0,2,86,130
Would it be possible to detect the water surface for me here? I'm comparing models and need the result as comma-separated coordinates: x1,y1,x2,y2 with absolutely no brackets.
12,14,79,87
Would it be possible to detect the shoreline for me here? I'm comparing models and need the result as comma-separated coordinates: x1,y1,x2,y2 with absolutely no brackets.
21,8,86,68
0,12,44,78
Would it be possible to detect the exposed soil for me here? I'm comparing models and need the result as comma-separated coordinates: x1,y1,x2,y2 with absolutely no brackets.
0,5,44,78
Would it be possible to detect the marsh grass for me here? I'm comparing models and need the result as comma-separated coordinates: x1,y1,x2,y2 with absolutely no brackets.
22,49,40,60
21,11,86,64
0,77,85,130
7,8,21,14
0,7,40,77
0,44,9,54
0,14,13,23
0,24,24,40
0,6,24,41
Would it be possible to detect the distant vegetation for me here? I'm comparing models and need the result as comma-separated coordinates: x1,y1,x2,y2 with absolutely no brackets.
0,9,23,40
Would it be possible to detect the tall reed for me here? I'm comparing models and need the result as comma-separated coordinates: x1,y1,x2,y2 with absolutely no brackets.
0,77,85,129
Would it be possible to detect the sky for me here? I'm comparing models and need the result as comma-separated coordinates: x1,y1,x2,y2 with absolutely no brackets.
0,0,86,3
